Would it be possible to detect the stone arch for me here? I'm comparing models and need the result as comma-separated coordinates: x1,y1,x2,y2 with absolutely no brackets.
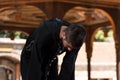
0,5,47,21
88,7,115,42
89,8,116,58
0,6,16,21
0,65,14,80
63,6,116,79
14,5,48,20
0,54,20,80
89,8,116,79
0,53,20,62
93,8,116,42
63,6,87,23
0,5,48,34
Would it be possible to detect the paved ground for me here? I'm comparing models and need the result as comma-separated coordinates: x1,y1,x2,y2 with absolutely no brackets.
58,42,116,80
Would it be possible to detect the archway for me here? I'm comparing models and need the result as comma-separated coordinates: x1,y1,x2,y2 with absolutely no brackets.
62,6,116,80
0,55,20,80
0,5,48,34
90,8,116,80
63,6,87,23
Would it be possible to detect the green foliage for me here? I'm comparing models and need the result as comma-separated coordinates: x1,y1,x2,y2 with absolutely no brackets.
19,33,27,39
0,31,5,37
0,31,27,39
15,32,21,38
0,31,11,38
94,30,106,42
108,29,113,37
94,29,113,42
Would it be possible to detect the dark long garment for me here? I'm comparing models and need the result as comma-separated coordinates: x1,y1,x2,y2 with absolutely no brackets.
20,18,80,80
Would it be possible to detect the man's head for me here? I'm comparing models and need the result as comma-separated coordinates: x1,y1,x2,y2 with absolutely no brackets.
60,24,86,51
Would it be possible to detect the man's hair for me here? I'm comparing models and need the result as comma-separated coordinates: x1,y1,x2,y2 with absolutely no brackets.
64,23,86,49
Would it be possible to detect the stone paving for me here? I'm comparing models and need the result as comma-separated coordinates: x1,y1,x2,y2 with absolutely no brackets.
58,42,116,80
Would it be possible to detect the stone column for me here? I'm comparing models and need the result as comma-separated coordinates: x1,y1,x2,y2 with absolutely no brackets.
15,63,20,80
0,67,7,80
84,9,93,80
107,8,120,80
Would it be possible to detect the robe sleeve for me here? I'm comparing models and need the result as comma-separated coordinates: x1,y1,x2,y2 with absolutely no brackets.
58,49,79,80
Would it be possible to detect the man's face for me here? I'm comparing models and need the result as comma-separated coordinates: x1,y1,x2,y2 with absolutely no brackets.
60,26,74,51
62,38,73,51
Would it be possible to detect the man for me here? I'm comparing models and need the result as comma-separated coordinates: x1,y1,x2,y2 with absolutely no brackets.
20,18,86,80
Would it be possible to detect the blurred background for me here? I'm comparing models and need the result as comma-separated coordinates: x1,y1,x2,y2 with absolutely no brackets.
0,0,120,80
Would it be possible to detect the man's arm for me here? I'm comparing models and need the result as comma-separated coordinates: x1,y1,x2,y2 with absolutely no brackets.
58,49,79,80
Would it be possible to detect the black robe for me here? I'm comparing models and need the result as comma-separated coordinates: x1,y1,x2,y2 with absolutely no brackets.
20,18,79,80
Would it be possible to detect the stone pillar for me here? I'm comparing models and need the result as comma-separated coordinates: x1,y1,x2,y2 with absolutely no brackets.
85,9,93,80
113,10,120,80
7,69,13,80
116,27,120,80
85,9,93,23
0,67,7,80
15,63,20,80
107,8,120,80
85,27,93,80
